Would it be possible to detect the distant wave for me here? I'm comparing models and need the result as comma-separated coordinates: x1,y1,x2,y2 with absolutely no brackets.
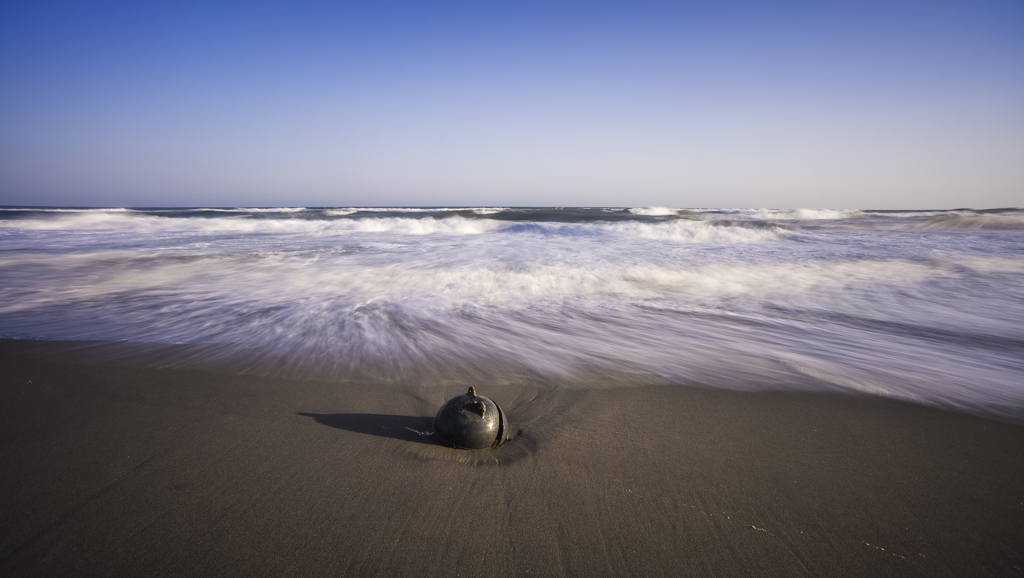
325,207,508,215
918,214,1024,230
629,206,680,216
709,208,864,220
182,207,309,213
0,211,784,243
0,207,135,212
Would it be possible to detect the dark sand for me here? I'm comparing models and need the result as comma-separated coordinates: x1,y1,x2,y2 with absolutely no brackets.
2,340,1023,577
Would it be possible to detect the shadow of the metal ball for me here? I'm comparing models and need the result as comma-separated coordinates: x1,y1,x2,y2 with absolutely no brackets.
296,412,533,465
297,412,441,446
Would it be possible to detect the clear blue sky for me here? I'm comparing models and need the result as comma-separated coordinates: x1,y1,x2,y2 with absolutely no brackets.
1,0,1021,208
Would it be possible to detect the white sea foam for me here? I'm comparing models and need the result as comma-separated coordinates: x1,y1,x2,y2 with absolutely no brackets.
719,208,864,220
628,206,679,216
340,216,505,235
2,206,1023,419
0,211,501,235
322,207,508,214
606,220,784,243
178,207,309,213
0,211,782,243
0,207,134,212
2,254,1000,315
861,210,955,218
782,358,896,398
335,207,439,212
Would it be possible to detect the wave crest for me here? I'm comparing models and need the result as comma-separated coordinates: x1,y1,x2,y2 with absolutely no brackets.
628,206,679,216
0,211,783,243
919,214,1024,230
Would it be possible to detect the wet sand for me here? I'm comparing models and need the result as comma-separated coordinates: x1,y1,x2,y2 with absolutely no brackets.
2,340,1023,577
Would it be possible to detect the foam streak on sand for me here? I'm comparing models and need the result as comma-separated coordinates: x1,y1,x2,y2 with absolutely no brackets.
1,206,1023,420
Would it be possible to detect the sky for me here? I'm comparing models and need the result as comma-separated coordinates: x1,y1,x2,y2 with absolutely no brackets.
0,0,1022,209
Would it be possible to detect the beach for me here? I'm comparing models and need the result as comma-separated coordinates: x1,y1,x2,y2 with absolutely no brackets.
2,206,1023,575
3,339,1023,577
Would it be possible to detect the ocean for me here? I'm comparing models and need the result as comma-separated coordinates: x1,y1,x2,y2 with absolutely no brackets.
2,206,1023,420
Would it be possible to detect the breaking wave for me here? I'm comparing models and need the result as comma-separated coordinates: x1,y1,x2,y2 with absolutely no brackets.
709,208,865,220
629,206,680,216
0,209,784,243
919,214,1024,230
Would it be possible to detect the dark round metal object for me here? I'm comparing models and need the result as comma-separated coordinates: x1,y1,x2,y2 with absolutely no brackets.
433,387,510,449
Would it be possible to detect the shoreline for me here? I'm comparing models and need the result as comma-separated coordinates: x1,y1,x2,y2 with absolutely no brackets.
2,340,1023,576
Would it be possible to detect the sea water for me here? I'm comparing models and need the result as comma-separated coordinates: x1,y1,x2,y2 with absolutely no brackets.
2,206,1023,419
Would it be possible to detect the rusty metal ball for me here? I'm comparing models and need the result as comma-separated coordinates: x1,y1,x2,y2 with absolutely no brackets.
433,387,510,449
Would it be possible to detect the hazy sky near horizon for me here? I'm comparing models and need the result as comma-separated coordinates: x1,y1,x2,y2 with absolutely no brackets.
1,0,1022,209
